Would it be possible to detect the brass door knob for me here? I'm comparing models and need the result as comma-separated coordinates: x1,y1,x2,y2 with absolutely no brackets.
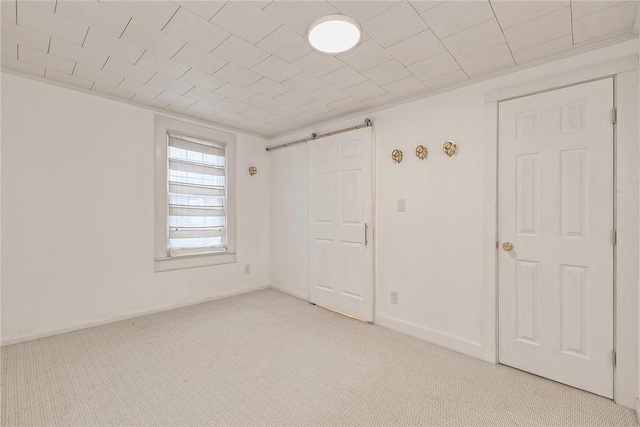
502,242,514,252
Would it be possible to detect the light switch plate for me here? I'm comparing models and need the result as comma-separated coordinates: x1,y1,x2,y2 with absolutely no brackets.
397,199,406,212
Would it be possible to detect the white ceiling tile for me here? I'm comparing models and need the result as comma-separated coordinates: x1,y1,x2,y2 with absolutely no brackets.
362,1,428,48
212,35,270,69
2,41,17,61
269,104,304,117
408,51,461,82
49,37,107,69
24,1,57,14
2,0,16,23
386,30,446,66
274,90,314,107
55,1,130,39
210,2,281,44
457,43,514,77
73,63,123,87
361,59,411,85
282,72,327,94
309,85,348,104
291,51,343,77
162,8,229,52
320,66,367,90
2,56,45,77
214,82,257,101
2,20,50,52
121,18,185,58
119,77,163,99
571,0,629,19
329,96,366,111
365,92,397,108
183,86,225,105
251,55,302,82
131,93,170,110
382,75,428,98
491,1,568,29
343,80,387,101
512,34,573,64
337,39,393,72
263,1,338,36
503,7,571,52
246,93,282,109
83,28,144,64
91,82,135,101
164,103,199,117
136,51,189,80
45,68,93,89
213,62,261,87
155,90,196,109
147,73,194,95
247,78,289,98
409,1,444,14
421,1,494,39
103,57,155,84
172,43,228,74
572,2,638,44
174,1,227,20
189,101,225,116
329,1,400,22
244,107,276,120
423,69,469,90
101,0,179,30
19,45,75,73
216,109,247,122
441,19,505,59
216,97,251,113
299,100,334,115
178,68,226,91
256,25,313,62
17,2,87,45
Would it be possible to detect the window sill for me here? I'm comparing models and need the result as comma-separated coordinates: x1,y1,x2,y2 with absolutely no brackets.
154,252,237,272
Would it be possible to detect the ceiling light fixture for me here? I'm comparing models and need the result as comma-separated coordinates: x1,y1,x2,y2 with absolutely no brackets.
307,15,361,54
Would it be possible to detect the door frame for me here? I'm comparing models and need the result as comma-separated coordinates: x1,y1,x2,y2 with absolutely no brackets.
481,54,639,408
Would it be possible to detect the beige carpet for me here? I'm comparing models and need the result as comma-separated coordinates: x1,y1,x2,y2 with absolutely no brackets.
2,289,637,426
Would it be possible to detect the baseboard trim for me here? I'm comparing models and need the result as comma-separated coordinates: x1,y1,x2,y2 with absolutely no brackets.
1,285,269,346
635,398,639,423
375,313,484,359
269,284,309,302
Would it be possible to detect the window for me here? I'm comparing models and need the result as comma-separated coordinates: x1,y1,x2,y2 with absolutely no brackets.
155,116,236,271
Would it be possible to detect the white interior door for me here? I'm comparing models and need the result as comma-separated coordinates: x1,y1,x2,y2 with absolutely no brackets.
308,127,373,321
498,78,614,398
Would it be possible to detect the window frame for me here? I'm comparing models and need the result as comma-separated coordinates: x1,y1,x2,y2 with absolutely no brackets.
154,116,236,272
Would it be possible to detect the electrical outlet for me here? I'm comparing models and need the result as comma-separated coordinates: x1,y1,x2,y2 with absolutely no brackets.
390,290,399,304
244,264,251,274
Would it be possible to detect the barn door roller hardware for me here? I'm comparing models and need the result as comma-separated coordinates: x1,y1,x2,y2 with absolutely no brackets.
266,119,373,152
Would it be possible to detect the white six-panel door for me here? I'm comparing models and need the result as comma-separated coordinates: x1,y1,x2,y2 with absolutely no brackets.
308,128,373,321
498,79,614,398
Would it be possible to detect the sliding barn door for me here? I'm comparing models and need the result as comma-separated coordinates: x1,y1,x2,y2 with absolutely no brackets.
308,128,373,321
498,78,614,397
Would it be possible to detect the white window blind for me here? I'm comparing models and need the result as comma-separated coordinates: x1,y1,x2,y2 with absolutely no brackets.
167,132,227,257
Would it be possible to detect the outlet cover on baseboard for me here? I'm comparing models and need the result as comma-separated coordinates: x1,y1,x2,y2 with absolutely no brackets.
390,290,399,304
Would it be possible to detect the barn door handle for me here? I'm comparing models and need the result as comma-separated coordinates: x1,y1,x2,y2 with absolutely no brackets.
364,223,369,246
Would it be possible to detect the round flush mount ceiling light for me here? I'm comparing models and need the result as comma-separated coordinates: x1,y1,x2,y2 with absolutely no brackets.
308,15,361,54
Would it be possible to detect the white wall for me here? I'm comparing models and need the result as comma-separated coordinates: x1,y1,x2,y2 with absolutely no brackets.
269,39,639,407
1,73,270,345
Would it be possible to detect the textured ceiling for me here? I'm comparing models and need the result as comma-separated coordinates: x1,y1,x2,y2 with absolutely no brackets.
2,0,638,137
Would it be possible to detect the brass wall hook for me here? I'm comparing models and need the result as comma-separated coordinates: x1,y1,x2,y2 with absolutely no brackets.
442,140,457,157
249,166,257,176
391,149,403,163
415,145,428,160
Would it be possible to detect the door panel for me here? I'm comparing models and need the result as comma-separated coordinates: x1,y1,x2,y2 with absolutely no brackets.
308,128,373,321
498,78,614,398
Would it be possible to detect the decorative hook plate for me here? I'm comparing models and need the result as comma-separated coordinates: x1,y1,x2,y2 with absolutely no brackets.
415,145,428,160
391,149,403,164
442,140,457,157
249,166,257,176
